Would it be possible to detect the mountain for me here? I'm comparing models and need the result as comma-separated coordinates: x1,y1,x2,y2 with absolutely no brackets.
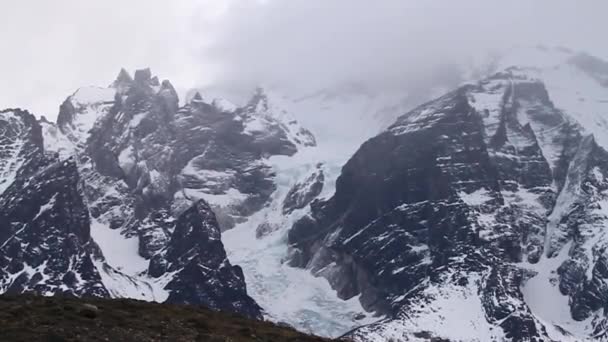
0,67,316,321
0,109,107,297
4,45,608,341
0,106,261,319
215,72,474,338
286,46,608,341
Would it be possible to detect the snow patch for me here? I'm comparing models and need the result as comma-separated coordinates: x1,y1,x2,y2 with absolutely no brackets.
71,86,115,106
521,243,596,341
63,86,116,146
458,188,492,206
40,121,75,159
118,146,136,174
93,260,170,302
89,217,148,275
0,111,27,195
129,112,147,128
354,273,505,342
34,194,57,220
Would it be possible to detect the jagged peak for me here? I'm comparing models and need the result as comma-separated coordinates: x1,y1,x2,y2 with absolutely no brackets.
116,67,133,81
112,67,159,89
38,115,51,124
160,79,177,94
134,68,152,84
112,68,134,87
150,76,160,87
0,108,41,129
243,86,297,118
111,68,179,100
191,91,204,103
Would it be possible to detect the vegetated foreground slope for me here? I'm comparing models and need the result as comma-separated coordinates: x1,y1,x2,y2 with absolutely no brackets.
0,293,335,342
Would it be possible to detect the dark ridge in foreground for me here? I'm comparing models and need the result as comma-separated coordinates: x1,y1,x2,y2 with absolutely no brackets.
0,294,336,342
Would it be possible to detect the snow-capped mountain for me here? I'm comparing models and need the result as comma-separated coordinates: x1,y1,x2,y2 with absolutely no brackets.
285,47,608,341
0,67,317,321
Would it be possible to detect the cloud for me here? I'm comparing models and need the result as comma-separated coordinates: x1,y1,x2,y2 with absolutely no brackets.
1,0,607,119
195,0,608,98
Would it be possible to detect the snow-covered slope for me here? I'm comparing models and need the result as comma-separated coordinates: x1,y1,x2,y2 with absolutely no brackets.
223,148,375,337
56,86,116,151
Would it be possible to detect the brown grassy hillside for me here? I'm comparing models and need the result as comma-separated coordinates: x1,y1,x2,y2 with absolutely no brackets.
0,294,341,342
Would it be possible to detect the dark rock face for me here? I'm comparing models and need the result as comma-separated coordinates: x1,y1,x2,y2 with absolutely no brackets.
0,109,44,193
171,95,282,231
0,110,107,297
288,69,608,340
290,89,499,312
0,157,108,297
552,138,608,323
282,163,324,214
153,201,262,319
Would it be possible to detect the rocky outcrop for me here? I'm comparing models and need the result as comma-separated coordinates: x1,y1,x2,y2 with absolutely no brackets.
282,163,324,214
0,109,106,297
151,200,262,319
0,109,44,195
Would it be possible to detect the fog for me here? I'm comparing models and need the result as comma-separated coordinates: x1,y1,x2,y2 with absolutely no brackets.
2,0,607,119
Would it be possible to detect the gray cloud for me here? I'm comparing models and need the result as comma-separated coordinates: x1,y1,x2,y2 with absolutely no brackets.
195,0,608,99
2,0,607,119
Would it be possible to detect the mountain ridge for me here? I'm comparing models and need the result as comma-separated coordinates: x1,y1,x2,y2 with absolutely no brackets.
0,65,320,321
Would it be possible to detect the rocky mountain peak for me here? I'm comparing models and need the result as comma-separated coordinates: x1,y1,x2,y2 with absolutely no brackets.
284,51,608,340
150,75,160,87
0,69,294,320
38,115,51,124
158,79,179,114
133,68,152,85
237,87,316,154
190,91,204,103
0,109,45,196
112,68,134,92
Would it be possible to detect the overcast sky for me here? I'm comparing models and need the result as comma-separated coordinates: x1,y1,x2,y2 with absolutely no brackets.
2,0,608,120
